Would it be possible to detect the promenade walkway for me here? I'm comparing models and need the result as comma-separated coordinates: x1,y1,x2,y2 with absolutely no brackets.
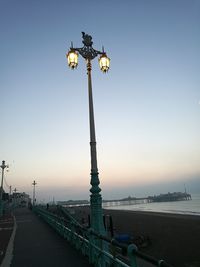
9,208,92,267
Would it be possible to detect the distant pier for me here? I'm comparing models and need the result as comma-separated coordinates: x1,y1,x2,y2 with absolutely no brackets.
57,192,192,208
102,192,192,207
147,192,192,202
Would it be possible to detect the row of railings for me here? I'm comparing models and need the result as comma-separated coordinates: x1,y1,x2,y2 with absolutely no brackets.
33,206,173,267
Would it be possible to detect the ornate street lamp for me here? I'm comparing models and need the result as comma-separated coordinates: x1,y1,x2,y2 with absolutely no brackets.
66,32,110,234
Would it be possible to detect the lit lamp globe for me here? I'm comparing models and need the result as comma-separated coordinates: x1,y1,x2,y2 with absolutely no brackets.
99,54,110,73
67,50,78,69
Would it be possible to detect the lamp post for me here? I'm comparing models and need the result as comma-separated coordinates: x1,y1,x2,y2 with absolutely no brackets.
32,180,37,207
8,185,12,212
13,187,17,208
0,160,9,216
66,32,110,234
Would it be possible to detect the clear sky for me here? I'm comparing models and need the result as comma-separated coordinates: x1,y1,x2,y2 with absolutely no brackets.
0,0,200,202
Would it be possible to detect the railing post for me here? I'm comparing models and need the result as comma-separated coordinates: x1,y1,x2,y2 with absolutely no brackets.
127,244,138,267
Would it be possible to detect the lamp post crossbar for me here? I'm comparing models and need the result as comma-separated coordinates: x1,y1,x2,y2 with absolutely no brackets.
70,32,103,60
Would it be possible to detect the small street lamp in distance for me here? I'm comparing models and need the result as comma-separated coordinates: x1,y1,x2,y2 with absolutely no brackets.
0,160,9,216
32,180,37,207
66,32,110,235
13,187,17,208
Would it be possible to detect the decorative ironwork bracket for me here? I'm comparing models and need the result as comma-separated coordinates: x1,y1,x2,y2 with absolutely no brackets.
71,32,103,60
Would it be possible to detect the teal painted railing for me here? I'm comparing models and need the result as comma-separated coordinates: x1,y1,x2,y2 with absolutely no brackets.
33,206,172,267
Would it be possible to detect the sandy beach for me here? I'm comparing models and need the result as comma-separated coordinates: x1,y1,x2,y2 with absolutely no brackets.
105,209,200,267
74,206,200,267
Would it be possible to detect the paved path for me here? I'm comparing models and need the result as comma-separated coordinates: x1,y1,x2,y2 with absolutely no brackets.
0,214,14,265
11,208,92,267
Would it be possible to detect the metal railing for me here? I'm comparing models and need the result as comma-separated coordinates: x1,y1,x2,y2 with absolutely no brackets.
33,206,173,267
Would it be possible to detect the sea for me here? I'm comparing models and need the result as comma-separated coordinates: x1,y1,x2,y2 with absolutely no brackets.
103,193,200,216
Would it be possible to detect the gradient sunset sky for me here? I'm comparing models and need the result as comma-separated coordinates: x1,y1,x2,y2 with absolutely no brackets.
1,0,200,202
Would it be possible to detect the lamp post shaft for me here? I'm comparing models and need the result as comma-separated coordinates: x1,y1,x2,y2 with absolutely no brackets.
87,60,105,234
87,60,98,173
9,185,12,203
0,161,6,202
0,167,4,201
0,163,5,216
33,185,35,206
32,180,36,206
13,188,17,208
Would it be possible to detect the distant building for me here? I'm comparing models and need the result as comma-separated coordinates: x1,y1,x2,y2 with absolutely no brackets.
57,200,89,207
0,188,9,201
12,192,31,207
